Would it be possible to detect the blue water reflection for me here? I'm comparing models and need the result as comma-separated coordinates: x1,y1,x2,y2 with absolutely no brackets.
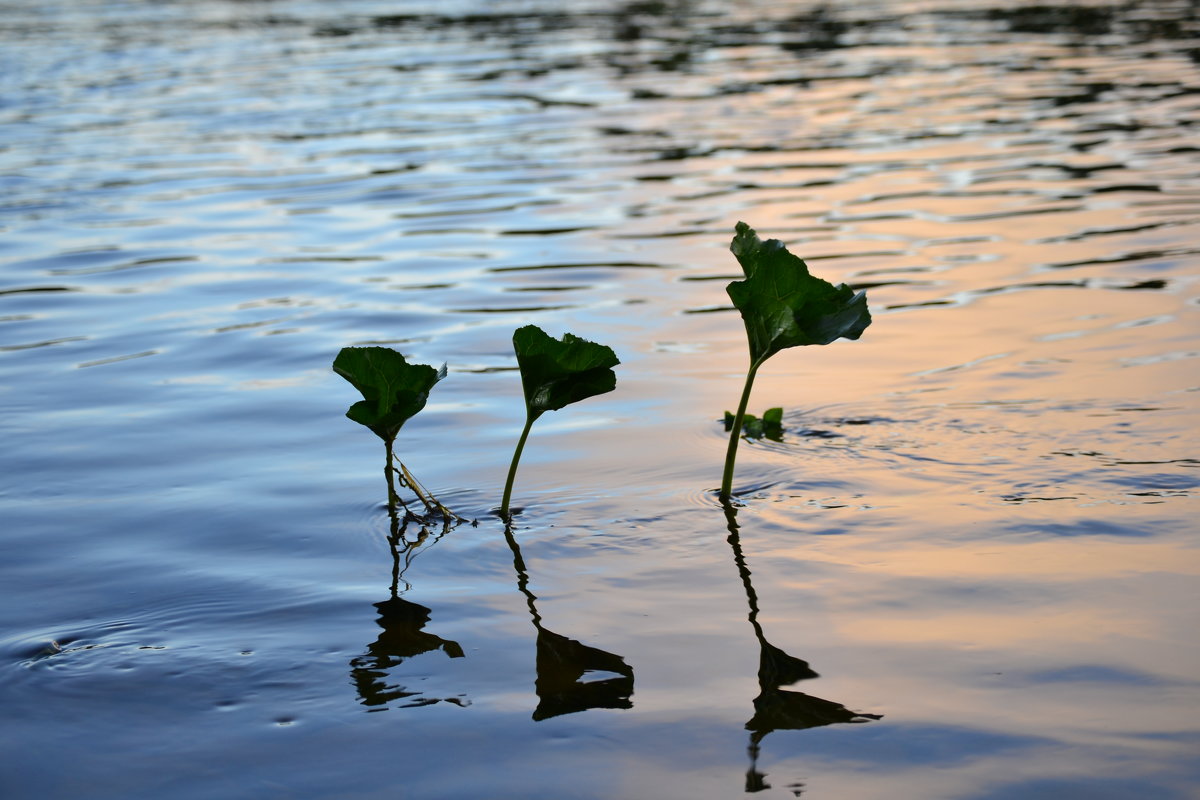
2,0,1198,797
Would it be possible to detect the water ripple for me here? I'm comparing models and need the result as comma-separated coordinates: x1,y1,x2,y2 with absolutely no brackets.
2,1,1198,796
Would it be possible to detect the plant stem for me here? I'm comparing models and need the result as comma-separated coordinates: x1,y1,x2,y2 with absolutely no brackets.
383,438,401,514
719,359,762,501
500,413,536,521
396,458,460,520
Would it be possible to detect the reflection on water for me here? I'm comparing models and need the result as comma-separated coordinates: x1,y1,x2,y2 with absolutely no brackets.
351,595,467,708
350,513,467,709
1,0,1198,797
724,503,881,793
504,527,635,721
350,511,636,718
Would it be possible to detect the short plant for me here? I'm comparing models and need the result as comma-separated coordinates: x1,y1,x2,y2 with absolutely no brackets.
720,222,871,500
332,346,457,518
724,406,784,441
500,325,619,521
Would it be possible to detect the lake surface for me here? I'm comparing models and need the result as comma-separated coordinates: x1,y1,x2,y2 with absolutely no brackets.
2,1,1198,797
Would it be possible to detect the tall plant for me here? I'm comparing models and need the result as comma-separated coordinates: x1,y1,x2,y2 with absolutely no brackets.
720,222,872,500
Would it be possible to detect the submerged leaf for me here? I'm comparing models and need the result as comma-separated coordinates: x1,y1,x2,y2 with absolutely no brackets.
333,346,445,443
727,221,871,364
513,325,619,421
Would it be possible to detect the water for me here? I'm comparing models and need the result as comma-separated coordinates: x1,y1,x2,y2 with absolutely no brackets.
2,1,1197,797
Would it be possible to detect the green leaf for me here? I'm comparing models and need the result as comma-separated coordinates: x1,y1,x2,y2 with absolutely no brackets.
727,221,871,365
332,346,445,443
513,325,620,421
723,407,784,441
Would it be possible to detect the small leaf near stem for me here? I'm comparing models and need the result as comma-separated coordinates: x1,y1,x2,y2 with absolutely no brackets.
724,407,783,440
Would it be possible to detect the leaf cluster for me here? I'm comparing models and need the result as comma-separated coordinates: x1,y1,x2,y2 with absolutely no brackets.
331,222,869,512
723,407,783,441
333,327,620,520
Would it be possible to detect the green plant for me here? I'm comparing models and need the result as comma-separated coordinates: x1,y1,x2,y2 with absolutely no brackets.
500,325,619,521
720,222,871,500
724,407,783,441
332,346,456,517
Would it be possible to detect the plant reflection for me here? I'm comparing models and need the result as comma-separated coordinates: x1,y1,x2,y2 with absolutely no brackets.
350,510,468,709
503,527,634,721
722,503,880,793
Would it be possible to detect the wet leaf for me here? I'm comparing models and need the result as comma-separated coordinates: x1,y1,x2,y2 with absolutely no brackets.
333,346,445,443
727,221,871,365
513,325,619,421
